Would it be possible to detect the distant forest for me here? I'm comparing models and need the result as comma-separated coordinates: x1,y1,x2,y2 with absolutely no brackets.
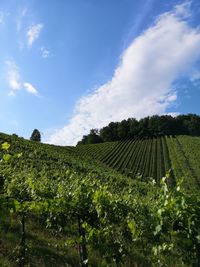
77,114,200,145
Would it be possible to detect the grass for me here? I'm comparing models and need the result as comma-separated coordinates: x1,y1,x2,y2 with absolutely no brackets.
0,208,80,267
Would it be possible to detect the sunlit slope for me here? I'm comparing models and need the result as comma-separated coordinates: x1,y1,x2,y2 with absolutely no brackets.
75,137,171,182
166,135,200,191
1,132,200,191
0,132,122,179
74,141,118,160
75,136,200,190
0,132,76,169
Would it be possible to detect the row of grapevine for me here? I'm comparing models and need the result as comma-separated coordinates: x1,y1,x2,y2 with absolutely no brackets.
161,137,174,187
75,137,171,181
176,136,200,188
0,135,200,266
0,133,122,181
75,135,200,189
75,141,117,160
165,136,198,191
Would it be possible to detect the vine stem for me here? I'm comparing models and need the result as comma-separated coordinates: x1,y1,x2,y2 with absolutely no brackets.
77,215,88,267
19,211,26,267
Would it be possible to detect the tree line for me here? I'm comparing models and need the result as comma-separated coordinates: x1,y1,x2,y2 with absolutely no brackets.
77,114,200,145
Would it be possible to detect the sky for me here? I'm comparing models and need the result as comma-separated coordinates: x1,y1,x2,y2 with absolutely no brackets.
0,0,200,146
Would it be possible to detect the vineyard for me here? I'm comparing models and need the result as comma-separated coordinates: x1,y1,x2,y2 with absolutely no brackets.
75,136,200,190
0,133,200,266
166,136,200,192
75,138,170,182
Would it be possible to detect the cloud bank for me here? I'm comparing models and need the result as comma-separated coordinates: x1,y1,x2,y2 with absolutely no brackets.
48,2,200,146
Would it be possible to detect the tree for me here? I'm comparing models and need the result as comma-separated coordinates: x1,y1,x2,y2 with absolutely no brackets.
30,129,41,142
87,129,103,144
77,129,102,145
117,120,129,140
128,118,139,138
100,122,119,142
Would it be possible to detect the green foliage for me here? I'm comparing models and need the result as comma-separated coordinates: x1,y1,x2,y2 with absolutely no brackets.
151,175,200,265
2,142,11,150
77,129,103,145
0,133,200,266
166,135,200,191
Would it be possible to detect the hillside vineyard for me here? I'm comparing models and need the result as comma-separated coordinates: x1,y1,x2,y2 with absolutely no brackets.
75,136,200,191
0,132,200,266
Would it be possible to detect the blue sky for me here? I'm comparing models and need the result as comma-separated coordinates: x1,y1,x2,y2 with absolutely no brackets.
0,0,200,145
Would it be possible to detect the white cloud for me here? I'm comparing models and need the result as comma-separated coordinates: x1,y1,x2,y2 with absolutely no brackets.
23,82,38,95
6,60,21,93
40,46,50,58
27,23,43,47
6,60,39,96
48,2,200,146
164,112,180,117
16,8,27,32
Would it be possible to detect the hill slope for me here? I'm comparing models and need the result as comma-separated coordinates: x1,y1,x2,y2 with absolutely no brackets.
0,132,200,266
75,138,169,180
75,135,200,191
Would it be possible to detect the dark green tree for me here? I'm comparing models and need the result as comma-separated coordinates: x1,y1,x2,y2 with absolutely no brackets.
128,118,139,138
30,129,41,142
77,129,102,145
100,126,113,142
117,120,129,140
87,129,102,144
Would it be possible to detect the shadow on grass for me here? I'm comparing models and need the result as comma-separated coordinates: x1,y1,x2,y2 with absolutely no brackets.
27,233,79,267
1,219,79,267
